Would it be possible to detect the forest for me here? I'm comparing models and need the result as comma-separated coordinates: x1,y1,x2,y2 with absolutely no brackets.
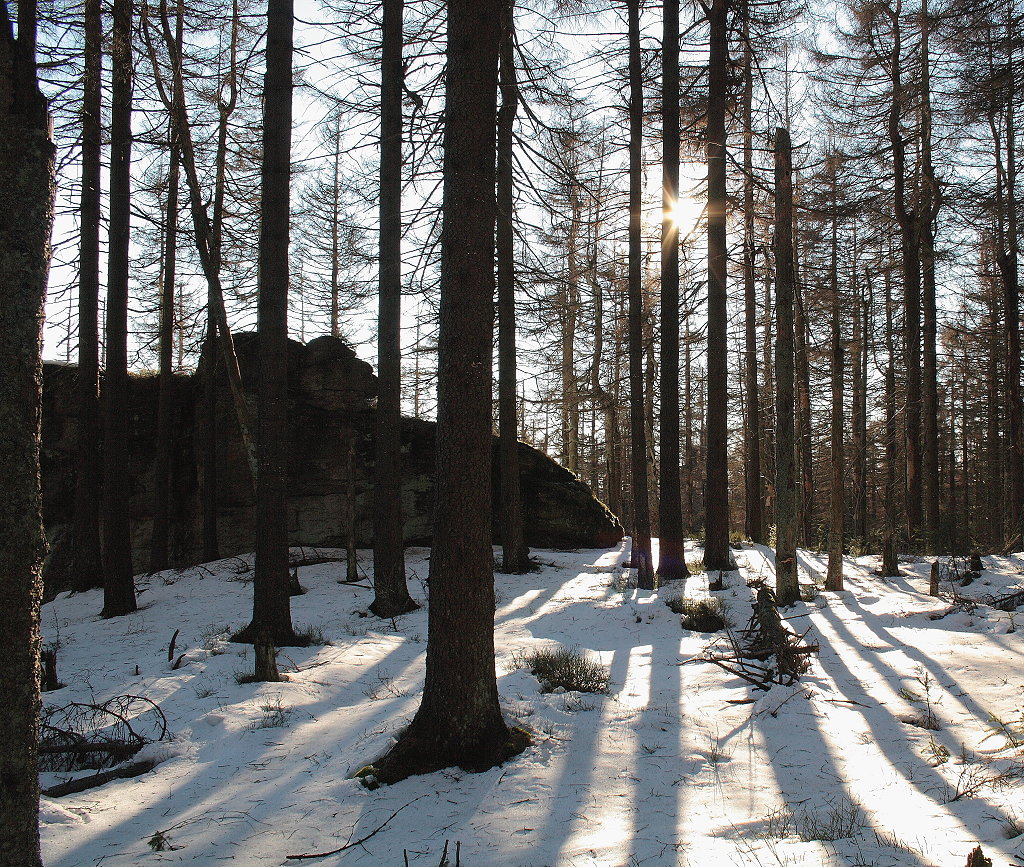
4,0,1024,864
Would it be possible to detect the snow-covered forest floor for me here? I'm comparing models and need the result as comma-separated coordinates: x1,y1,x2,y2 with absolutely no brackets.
38,541,1024,866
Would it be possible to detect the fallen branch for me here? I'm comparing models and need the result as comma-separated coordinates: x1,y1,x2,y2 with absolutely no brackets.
42,758,158,798
286,796,426,860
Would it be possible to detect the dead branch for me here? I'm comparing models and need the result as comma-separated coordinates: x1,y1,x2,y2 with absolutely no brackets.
42,758,158,798
285,796,426,860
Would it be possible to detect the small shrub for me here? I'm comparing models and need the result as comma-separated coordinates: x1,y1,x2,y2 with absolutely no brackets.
517,646,609,694
249,696,290,730
686,557,705,574
761,797,865,843
665,596,727,632
924,734,950,765
294,623,329,646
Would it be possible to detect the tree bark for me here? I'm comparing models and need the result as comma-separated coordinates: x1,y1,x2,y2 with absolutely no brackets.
794,278,814,546
241,0,298,645
774,127,799,606
704,0,732,572
826,157,844,592
0,3,53,861
851,257,868,543
919,0,941,552
657,0,688,581
149,132,179,574
71,0,103,592
101,0,137,618
375,0,511,783
887,4,923,545
741,1,762,545
371,0,417,616
497,0,530,574
882,268,900,575
627,0,655,588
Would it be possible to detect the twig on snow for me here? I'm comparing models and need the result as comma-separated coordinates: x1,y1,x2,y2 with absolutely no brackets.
285,795,426,860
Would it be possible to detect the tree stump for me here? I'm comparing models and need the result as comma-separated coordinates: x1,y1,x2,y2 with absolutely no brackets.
929,561,939,597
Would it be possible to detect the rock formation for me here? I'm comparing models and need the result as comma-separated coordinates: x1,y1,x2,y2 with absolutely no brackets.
41,334,622,586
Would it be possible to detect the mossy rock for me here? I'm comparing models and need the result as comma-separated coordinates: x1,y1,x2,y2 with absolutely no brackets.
354,765,381,790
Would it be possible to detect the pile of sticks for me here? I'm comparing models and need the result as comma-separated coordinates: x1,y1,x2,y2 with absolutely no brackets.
700,582,818,690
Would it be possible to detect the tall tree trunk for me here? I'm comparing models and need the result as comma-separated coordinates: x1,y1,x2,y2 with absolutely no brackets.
741,1,762,544
657,0,687,580
149,133,179,574
330,113,341,338
201,313,219,560
241,0,298,645
0,5,53,861
627,0,655,588
794,277,814,546
563,185,581,475
887,3,922,545
882,268,900,575
998,28,1024,548
986,257,1004,548
851,260,868,543
101,0,137,618
376,0,512,783
371,0,417,616
919,0,941,552
774,127,799,606
71,0,103,592
762,270,776,528
826,158,844,591
704,0,732,573
497,0,530,574
144,0,257,488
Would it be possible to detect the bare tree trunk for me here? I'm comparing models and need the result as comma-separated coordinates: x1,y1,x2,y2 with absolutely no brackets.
345,436,358,582
882,268,900,575
563,190,580,474
375,0,512,783
826,158,844,591
774,127,799,606
627,0,654,588
497,0,530,574
371,0,417,616
150,132,179,574
741,1,762,544
657,0,687,580
887,4,922,545
240,0,298,646
330,113,341,338
71,0,103,592
851,260,868,543
144,0,256,487
101,0,137,618
0,5,52,861
985,259,1004,548
201,315,219,561
704,0,732,573
794,269,814,546
920,0,941,552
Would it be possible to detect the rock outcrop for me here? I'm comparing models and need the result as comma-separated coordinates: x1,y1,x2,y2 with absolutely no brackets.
41,334,622,584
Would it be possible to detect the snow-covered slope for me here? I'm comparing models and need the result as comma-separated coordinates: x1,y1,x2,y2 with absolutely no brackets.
39,542,1024,866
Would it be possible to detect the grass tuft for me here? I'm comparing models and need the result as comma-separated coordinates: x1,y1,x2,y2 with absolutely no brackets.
664,596,727,632
514,646,609,694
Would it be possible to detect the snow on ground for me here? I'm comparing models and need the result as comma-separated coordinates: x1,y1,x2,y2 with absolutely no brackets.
37,541,1024,866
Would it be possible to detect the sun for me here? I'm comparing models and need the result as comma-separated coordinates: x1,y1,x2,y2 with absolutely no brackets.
664,194,704,235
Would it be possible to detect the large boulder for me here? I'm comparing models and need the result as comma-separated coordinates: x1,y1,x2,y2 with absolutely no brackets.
41,334,622,585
